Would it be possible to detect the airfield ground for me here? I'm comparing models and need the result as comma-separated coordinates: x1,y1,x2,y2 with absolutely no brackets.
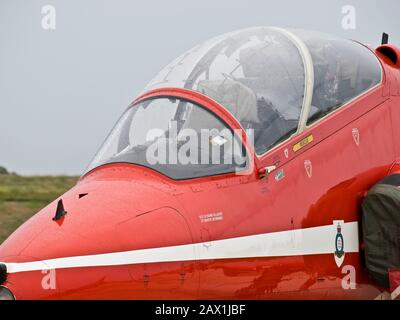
0,174,78,243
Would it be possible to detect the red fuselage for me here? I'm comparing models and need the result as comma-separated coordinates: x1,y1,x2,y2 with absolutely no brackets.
1,41,400,300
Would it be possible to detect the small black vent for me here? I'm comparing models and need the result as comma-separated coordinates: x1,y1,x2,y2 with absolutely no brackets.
378,46,398,64
0,263,7,284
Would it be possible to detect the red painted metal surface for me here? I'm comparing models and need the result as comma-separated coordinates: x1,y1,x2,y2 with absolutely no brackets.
0,44,399,300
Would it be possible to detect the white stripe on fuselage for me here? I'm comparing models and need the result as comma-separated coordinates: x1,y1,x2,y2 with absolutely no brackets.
2,221,359,274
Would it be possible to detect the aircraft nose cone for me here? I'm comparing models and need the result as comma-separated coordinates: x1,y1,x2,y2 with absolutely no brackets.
0,176,182,262
0,169,194,299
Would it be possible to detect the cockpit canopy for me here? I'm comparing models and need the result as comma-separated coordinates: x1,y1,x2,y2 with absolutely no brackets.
144,27,382,154
85,27,382,180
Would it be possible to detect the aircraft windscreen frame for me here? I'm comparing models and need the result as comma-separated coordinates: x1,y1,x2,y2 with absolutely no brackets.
84,97,250,180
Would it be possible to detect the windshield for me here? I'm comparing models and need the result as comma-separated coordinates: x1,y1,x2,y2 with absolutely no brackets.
85,97,248,180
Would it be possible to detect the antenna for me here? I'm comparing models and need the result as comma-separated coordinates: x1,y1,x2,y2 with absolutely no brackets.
382,33,389,45
53,199,67,221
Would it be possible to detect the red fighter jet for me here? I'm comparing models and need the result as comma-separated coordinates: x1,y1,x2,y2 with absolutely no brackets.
1,27,400,300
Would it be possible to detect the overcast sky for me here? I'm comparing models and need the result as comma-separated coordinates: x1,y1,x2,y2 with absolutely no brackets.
1,0,399,175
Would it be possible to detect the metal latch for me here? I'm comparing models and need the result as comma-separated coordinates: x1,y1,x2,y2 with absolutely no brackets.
258,165,277,180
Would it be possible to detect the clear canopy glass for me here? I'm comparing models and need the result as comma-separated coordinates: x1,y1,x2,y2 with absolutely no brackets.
85,27,383,180
144,27,306,154
291,30,382,125
144,27,382,155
